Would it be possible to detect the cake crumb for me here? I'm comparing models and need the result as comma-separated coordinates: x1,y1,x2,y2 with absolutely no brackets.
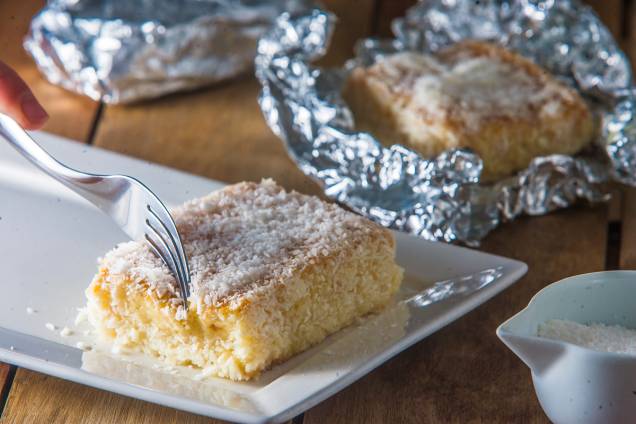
111,345,125,355
538,319,636,354
26,307,36,314
60,327,73,337
175,305,187,321
193,367,215,381
75,307,88,325
76,341,92,351
45,322,57,331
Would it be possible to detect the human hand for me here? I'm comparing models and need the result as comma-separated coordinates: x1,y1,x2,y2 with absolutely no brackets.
0,61,48,129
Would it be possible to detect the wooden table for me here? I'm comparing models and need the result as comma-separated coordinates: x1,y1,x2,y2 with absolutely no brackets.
0,1,632,422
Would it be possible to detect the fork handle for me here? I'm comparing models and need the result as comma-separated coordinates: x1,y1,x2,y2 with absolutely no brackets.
0,113,100,185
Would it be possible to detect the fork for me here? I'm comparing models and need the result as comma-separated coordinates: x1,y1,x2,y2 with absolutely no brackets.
0,113,191,307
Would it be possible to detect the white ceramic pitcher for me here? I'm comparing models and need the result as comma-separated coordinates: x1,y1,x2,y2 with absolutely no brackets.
497,271,636,424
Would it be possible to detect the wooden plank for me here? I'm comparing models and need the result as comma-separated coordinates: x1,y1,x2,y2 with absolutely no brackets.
373,0,415,37
0,364,10,414
0,0,99,141
0,364,13,412
304,207,608,423
94,77,323,196
1,369,225,424
3,1,376,423
317,0,377,66
585,0,623,38
620,188,636,269
0,366,10,395
608,185,623,223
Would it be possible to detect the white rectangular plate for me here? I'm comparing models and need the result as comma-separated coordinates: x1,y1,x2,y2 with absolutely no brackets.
0,132,527,423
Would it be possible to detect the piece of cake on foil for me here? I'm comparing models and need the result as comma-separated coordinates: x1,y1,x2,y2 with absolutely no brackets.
85,179,403,381
343,40,596,181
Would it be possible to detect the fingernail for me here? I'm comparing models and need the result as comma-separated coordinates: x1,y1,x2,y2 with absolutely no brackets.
21,94,49,125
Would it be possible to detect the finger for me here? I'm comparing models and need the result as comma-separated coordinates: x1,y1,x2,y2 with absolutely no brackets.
0,61,48,129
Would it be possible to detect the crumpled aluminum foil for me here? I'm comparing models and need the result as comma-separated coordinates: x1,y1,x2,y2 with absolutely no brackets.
24,0,314,104
256,2,636,245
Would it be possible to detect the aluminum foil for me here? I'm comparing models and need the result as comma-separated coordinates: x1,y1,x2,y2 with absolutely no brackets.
24,0,314,104
256,2,635,245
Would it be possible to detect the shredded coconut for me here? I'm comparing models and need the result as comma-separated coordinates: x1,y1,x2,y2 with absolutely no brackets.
193,366,216,381
538,319,636,354
75,307,88,325
60,327,73,337
99,179,385,307
45,323,57,331
76,341,92,351
26,307,36,315
368,41,576,132
111,345,124,355
175,305,187,321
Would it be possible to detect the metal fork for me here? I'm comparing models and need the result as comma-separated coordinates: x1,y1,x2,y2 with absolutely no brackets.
0,113,191,307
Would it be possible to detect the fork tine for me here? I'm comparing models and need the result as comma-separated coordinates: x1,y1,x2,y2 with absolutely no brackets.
145,233,182,296
146,211,185,283
147,204,190,281
146,205,190,297
145,223,188,305
145,212,188,295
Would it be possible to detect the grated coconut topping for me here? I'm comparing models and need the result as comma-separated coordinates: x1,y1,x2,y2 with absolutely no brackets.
99,179,387,308
366,40,580,132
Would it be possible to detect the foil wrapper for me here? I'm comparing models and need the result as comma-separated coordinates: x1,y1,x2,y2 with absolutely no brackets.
24,0,314,104
256,2,636,245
